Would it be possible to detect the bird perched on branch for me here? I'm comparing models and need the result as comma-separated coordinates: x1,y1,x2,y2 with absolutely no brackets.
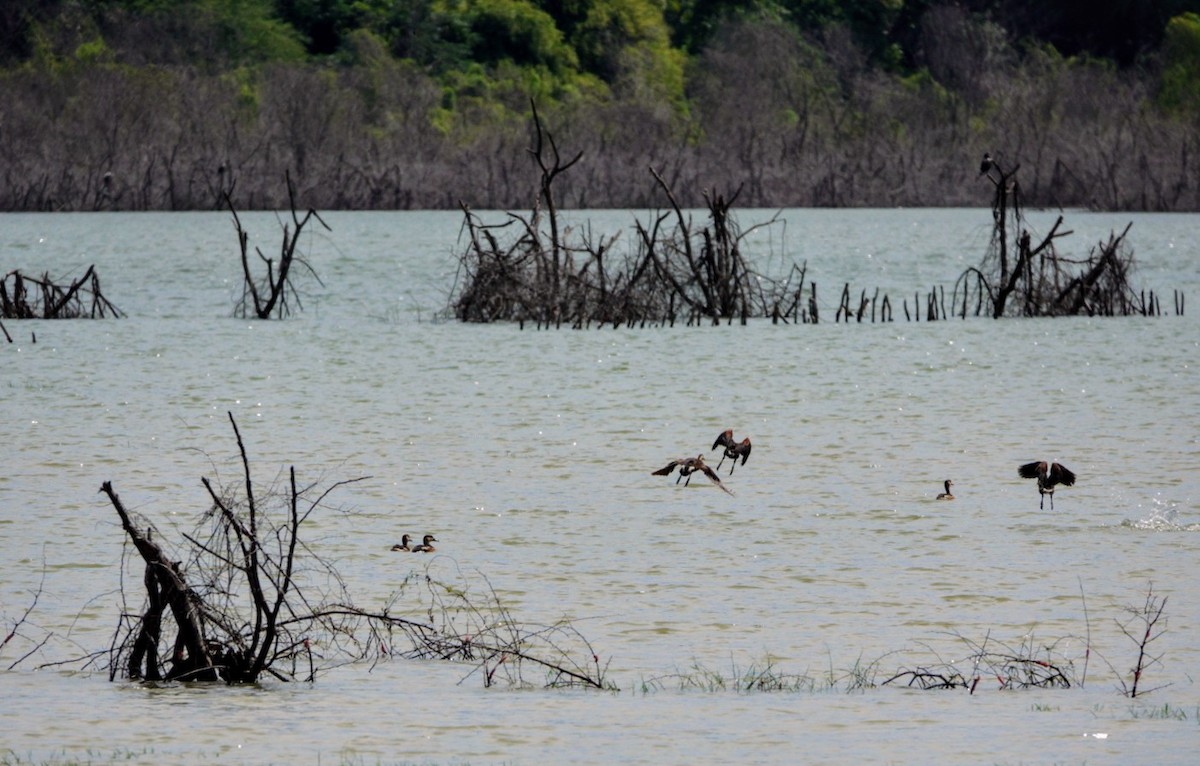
1018,461,1076,509
936,479,955,500
391,534,412,552
712,429,752,474
652,454,733,495
979,152,994,176
412,534,438,552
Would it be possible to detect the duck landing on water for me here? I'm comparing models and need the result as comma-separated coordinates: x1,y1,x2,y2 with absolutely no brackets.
1018,460,1076,510
712,429,752,475
652,454,734,495
936,479,955,500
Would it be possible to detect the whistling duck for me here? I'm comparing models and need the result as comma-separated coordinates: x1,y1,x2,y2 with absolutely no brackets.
979,152,993,176
712,429,752,475
652,454,734,495
412,534,438,553
936,479,955,500
391,534,412,552
1018,460,1076,510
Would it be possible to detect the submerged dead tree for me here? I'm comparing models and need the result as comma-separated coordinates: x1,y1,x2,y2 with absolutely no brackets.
227,172,328,319
956,160,1156,318
0,266,123,320
96,413,611,689
449,129,1180,328
449,103,802,328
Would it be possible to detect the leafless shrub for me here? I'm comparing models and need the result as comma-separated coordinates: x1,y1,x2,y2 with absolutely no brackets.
884,629,1078,692
1102,583,1170,698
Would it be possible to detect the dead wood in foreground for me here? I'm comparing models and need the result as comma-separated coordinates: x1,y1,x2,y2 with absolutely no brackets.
91,412,611,689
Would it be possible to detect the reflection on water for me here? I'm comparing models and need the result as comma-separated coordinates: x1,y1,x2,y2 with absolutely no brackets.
1,209,1198,764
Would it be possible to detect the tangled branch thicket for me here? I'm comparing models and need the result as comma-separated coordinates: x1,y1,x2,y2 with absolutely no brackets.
448,102,807,329
91,412,610,689
883,630,1077,692
448,109,1184,329
0,267,123,320
952,158,1169,319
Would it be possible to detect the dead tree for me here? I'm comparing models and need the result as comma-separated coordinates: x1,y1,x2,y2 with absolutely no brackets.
448,106,798,329
227,172,328,319
0,266,123,319
96,413,612,689
960,160,1152,318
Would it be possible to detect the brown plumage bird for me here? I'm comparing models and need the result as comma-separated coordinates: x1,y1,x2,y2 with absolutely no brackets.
412,534,438,553
652,454,734,495
936,479,955,500
1018,460,1076,510
712,429,752,474
391,534,412,552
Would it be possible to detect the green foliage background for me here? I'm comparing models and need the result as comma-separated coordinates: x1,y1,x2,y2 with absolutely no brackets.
2,0,1200,210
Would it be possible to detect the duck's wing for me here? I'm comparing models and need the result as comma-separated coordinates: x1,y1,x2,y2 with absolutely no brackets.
652,460,681,476
712,429,734,451
700,464,735,495
1050,463,1076,486
1018,461,1044,479
738,439,752,464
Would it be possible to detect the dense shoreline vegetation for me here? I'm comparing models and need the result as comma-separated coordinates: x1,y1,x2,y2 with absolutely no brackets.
2,0,1199,212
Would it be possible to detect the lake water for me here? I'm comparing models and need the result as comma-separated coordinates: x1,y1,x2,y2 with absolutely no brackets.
2,208,1198,765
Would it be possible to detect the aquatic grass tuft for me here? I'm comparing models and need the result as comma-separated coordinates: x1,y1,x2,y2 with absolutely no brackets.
639,654,845,695
1126,702,1195,721
0,747,155,766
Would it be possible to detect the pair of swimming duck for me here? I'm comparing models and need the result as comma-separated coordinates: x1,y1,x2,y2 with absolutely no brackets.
936,460,1077,509
391,534,437,552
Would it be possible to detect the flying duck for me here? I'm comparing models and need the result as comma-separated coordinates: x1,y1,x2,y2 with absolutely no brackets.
712,429,752,475
652,454,734,495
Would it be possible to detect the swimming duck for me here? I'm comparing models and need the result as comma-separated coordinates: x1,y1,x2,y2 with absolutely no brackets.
936,479,955,500
412,534,438,553
652,454,734,495
712,429,752,475
1018,460,1076,510
391,534,412,552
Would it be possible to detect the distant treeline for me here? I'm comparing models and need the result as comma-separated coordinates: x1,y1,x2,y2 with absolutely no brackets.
2,0,1200,211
